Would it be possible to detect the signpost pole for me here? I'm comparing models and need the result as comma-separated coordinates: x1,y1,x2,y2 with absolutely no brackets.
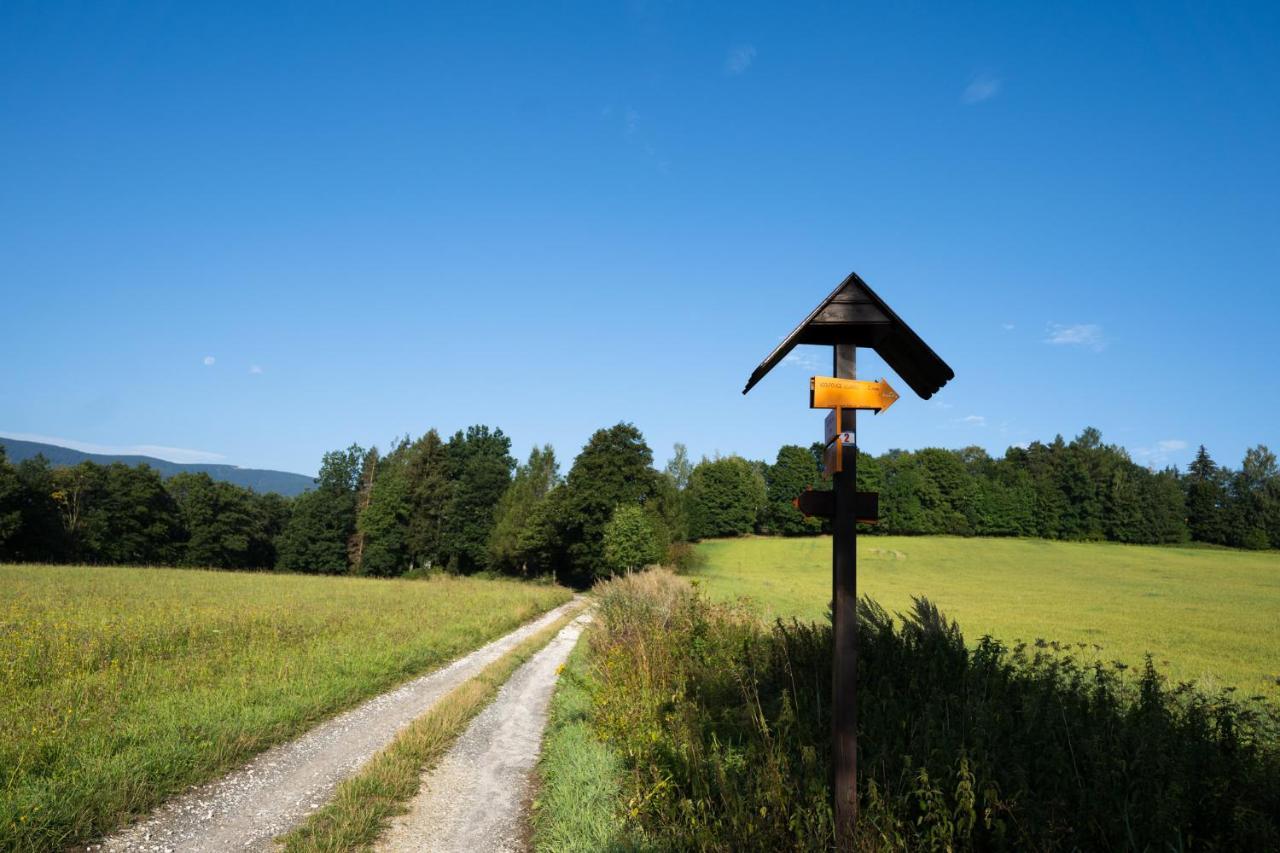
741,270,954,848
832,343,858,846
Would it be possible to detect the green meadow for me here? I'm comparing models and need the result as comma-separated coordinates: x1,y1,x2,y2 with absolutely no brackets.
0,564,570,851
691,535,1280,696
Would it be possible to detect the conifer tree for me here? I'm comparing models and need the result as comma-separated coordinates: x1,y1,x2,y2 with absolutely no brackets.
1185,445,1226,544
404,429,451,570
440,425,515,572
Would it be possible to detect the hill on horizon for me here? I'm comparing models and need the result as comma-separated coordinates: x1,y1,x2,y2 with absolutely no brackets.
0,437,315,497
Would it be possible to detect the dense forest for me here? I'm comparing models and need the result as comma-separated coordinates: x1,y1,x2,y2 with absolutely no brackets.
711,428,1279,550
1,425,1276,585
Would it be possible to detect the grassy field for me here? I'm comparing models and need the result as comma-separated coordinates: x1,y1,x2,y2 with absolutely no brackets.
0,564,570,851
691,536,1280,696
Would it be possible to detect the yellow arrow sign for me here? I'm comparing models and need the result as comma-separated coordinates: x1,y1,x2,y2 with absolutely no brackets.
809,376,900,414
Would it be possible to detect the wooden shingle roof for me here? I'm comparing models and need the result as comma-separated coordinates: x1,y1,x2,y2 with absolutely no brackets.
742,272,954,399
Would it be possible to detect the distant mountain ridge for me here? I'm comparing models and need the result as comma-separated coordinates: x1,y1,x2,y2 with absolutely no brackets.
0,437,315,497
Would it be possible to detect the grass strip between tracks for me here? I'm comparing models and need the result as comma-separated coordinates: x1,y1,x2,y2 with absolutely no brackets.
279,601,589,852
529,629,628,852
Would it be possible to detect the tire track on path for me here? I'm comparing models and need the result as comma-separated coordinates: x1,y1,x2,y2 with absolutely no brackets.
376,611,592,853
91,597,584,853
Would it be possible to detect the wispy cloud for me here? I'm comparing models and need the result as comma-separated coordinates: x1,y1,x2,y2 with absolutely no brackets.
1133,439,1189,468
782,350,821,371
0,431,226,464
249,365,264,375
1001,323,1015,331
933,400,954,410
202,355,216,366
725,44,757,75
962,73,1002,104
1045,323,1106,351
602,103,670,172
959,415,987,427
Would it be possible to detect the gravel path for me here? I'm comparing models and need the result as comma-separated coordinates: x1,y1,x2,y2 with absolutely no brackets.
376,611,592,853
90,598,583,853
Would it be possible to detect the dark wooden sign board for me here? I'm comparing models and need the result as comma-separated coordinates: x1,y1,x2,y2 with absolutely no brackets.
743,271,953,847
794,488,878,524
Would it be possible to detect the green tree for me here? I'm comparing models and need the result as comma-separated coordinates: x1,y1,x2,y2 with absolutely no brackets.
105,463,182,564
275,490,350,573
1144,468,1189,544
647,472,685,552
664,443,693,491
1104,467,1144,542
1058,440,1102,539
53,462,181,565
1024,439,1069,539
879,453,927,534
356,451,411,576
0,448,21,555
1227,445,1278,549
440,425,515,572
249,491,291,567
915,448,978,535
764,445,822,535
5,456,65,561
404,429,451,570
972,465,1035,536
602,503,663,574
488,444,560,574
1185,445,1227,544
560,423,662,585
855,448,883,493
168,472,277,568
760,427,1204,547
276,444,365,573
517,483,570,580
685,456,766,539
347,446,381,571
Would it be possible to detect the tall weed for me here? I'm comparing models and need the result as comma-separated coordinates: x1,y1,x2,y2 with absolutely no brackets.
584,570,1280,851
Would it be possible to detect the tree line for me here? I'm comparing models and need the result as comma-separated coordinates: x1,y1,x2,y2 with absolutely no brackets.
0,452,292,570
0,423,683,587
696,427,1280,549
1,425,1276,583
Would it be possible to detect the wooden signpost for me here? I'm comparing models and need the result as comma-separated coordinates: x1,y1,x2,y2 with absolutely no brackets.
743,272,953,848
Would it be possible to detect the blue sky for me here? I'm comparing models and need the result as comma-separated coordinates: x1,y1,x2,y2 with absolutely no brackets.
2,2,1277,477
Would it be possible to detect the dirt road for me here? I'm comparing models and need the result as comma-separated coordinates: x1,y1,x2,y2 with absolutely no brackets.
91,598,583,853
376,611,592,853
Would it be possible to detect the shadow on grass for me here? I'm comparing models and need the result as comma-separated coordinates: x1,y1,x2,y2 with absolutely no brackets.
586,570,1280,851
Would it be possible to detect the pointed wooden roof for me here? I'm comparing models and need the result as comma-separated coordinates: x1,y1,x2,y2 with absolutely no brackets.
742,271,954,399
